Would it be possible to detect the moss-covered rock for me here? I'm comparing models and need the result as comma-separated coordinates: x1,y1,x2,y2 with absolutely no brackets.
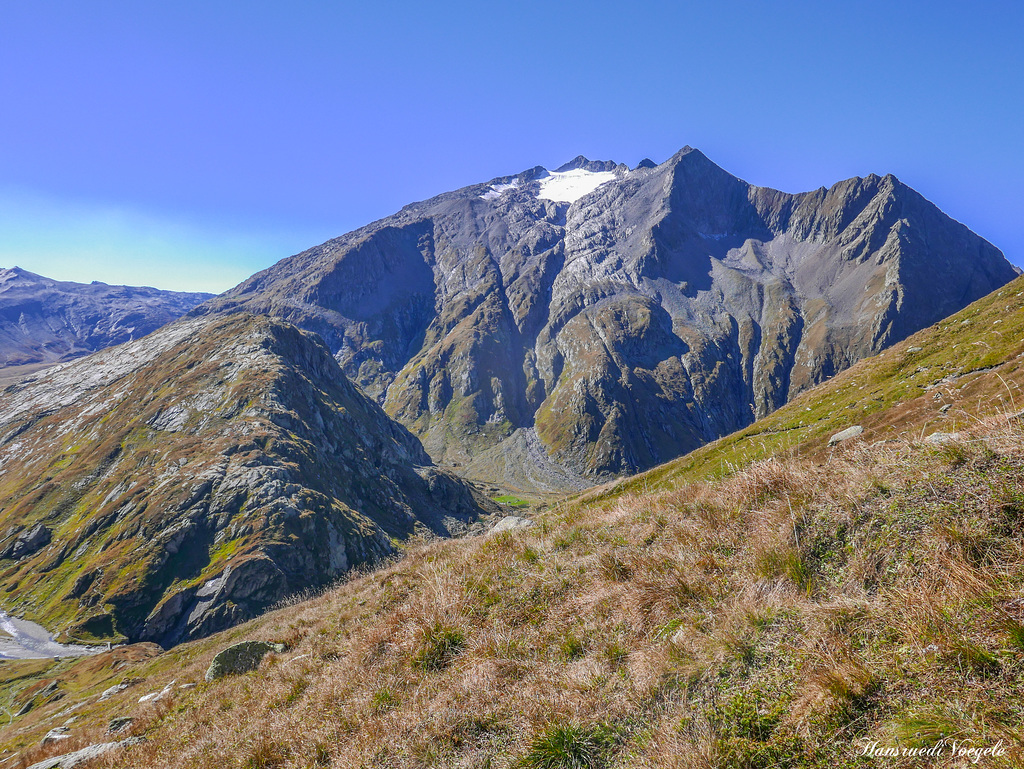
204,640,285,682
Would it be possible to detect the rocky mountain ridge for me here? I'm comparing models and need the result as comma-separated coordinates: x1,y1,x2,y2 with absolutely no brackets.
198,147,1018,488
0,313,491,646
0,266,212,369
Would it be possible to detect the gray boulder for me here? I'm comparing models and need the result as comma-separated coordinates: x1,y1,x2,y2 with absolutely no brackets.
26,738,142,769
828,426,864,446
489,516,534,535
41,727,70,746
205,641,286,682
98,682,131,701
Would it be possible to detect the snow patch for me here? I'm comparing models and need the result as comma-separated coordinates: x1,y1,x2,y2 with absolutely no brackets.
537,168,616,203
480,181,520,201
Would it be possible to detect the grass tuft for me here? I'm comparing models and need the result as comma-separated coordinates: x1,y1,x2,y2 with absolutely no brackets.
412,623,467,671
518,722,617,769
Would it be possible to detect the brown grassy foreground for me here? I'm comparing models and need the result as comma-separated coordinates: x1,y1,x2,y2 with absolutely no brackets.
13,413,1018,768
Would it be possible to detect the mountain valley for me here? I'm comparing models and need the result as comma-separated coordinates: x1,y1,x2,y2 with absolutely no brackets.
0,146,1021,767
2,276,1023,769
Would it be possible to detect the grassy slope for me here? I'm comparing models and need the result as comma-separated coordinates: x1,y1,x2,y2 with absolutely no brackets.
601,276,1024,497
3,279,1024,768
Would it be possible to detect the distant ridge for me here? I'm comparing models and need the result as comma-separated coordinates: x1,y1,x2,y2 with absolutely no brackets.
0,266,213,369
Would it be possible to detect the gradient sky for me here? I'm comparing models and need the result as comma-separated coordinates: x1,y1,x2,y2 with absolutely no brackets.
1,1,1021,293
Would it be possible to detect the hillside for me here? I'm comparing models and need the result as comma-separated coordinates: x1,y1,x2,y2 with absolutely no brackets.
3,282,1023,767
0,313,492,648
602,275,1024,497
0,266,212,371
198,148,1017,489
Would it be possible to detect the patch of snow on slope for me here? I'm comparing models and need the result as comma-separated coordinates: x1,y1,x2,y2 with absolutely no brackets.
480,181,519,201
537,169,617,203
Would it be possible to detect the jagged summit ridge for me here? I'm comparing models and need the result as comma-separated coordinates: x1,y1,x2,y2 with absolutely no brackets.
198,146,1016,487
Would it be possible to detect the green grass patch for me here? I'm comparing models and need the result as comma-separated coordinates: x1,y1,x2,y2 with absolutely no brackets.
495,495,530,507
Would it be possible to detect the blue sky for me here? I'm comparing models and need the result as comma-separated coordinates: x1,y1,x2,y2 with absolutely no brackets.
1,1,1021,292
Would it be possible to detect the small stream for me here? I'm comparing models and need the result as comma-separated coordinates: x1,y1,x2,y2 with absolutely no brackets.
0,611,105,660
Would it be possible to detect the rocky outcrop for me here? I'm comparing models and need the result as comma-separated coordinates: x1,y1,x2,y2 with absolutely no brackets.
0,314,492,646
198,147,1017,486
0,523,51,559
26,737,142,769
0,266,212,368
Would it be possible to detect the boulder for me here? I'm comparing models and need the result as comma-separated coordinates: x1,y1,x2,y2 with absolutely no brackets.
924,431,964,445
41,727,70,746
98,682,130,701
138,681,175,704
0,523,51,560
205,641,285,682
828,426,864,446
489,516,534,535
107,717,133,734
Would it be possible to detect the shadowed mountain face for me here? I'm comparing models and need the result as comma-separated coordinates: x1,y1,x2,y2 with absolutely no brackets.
0,314,489,646
0,266,213,368
199,148,1017,487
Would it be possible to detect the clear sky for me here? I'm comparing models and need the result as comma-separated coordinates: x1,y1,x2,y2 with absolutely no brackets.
1,0,1021,293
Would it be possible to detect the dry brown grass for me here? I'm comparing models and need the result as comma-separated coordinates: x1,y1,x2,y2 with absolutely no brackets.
6,415,1024,768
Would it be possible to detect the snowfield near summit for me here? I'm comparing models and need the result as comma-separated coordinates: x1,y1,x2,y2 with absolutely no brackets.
479,167,618,203
536,167,617,202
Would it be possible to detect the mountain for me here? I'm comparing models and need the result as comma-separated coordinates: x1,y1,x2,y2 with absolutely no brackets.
0,266,212,370
6,277,1024,769
0,313,491,646
198,147,1017,489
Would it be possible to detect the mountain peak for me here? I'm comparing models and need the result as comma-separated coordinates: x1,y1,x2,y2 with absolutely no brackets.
554,156,620,173
0,265,36,280
205,146,1016,487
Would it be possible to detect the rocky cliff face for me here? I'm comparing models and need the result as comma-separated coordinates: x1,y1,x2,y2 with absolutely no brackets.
0,314,490,646
199,148,1018,487
0,266,212,367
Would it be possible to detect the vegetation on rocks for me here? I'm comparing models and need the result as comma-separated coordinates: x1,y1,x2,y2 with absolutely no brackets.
0,313,491,646
5,415,1022,767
